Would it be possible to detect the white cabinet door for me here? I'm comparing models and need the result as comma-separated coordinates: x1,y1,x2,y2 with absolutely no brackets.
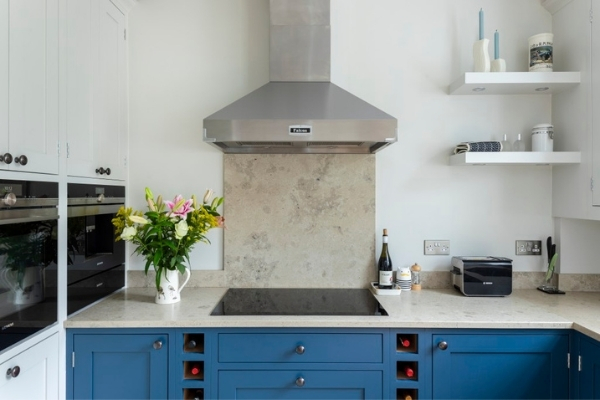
66,0,127,181
0,0,59,174
0,333,59,400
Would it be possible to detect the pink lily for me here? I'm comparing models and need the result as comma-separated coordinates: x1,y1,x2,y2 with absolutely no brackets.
165,195,194,218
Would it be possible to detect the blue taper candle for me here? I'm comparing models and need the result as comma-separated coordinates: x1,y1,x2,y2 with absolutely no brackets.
479,8,484,40
494,30,499,59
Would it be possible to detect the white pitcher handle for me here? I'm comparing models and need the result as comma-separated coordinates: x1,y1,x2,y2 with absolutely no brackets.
178,267,191,293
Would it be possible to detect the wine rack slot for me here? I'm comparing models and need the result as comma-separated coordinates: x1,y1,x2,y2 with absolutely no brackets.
183,361,204,380
396,361,418,380
183,333,205,353
397,388,418,400
183,388,204,400
396,334,417,353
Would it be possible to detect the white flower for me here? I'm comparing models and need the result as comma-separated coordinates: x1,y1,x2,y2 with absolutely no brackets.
175,220,189,239
121,226,137,241
129,215,149,225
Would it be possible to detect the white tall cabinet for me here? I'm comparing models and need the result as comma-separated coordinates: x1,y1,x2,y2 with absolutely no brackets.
66,0,127,181
0,0,60,175
551,0,600,220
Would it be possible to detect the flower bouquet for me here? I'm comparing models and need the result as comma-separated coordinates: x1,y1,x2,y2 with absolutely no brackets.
112,187,224,296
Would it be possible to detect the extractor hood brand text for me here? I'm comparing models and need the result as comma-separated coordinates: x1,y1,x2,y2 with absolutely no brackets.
289,125,312,136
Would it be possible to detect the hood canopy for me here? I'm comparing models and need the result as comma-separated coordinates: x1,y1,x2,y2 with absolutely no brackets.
203,0,397,154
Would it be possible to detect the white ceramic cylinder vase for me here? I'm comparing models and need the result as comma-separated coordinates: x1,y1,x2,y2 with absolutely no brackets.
473,39,491,72
155,267,191,305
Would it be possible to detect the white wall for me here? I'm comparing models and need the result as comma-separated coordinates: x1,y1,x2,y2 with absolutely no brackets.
128,0,269,270
331,0,556,272
128,0,594,274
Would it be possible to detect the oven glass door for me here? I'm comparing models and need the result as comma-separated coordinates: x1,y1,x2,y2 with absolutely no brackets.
67,204,125,285
0,218,58,352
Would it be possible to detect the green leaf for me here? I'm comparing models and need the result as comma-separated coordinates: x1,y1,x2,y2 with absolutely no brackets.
546,253,558,282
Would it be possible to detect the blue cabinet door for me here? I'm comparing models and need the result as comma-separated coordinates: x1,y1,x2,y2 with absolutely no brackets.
432,332,569,399
218,370,383,399
580,335,600,399
71,333,168,400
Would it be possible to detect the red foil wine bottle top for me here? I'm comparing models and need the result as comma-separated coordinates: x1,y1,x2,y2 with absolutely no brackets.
191,365,201,375
400,338,410,347
404,367,414,377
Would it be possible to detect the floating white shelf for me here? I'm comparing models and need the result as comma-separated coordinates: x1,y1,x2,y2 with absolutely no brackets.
448,72,581,95
449,152,581,166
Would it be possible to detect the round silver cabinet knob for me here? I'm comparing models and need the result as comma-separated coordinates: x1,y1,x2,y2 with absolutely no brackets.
14,155,27,166
438,341,448,350
3,193,16,206
295,345,305,355
153,340,163,350
6,366,20,378
295,377,305,387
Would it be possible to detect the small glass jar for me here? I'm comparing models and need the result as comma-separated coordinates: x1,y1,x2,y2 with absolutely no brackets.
410,263,422,290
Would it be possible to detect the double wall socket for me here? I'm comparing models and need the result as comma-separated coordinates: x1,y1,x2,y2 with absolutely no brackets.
424,240,450,255
515,240,542,255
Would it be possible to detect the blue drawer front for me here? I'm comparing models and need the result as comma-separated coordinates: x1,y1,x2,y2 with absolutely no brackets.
218,370,383,399
218,333,384,363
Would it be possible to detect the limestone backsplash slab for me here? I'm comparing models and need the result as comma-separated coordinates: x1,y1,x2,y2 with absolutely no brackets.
222,154,375,288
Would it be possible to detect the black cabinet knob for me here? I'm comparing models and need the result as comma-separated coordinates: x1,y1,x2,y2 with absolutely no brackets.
14,155,27,166
0,153,13,164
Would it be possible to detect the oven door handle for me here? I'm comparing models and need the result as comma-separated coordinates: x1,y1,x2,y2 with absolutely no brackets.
0,209,58,225
67,204,123,218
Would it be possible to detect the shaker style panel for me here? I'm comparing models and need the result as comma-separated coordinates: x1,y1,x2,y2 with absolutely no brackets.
69,331,169,400
432,332,569,399
0,333,59,400
578,334,600,399
0,0,59,174
66,0,127,181
218,332,384,364
218,369,383,399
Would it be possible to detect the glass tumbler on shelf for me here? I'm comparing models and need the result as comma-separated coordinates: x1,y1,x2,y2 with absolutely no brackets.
500,134,512,151
513,134,526,151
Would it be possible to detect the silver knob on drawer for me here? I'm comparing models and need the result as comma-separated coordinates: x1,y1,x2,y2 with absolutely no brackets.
295,377,305,387
153,340,163,350
438,341,448,350
6,366,20,378
295,345,305,355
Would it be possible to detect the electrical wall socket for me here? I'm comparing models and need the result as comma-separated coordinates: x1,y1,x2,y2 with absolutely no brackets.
515,240,542,255
424,240,450,255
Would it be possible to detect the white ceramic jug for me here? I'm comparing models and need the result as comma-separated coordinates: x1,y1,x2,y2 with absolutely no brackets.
155,267,191,305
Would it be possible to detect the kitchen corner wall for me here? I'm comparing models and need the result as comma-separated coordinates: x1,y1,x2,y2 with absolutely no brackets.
128,0,600,281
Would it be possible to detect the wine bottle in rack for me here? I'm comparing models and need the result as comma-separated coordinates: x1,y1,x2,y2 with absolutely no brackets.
399,337,411,348
378,229,393,289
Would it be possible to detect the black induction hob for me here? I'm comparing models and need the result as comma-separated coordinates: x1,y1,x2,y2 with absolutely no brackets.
210,288,388,316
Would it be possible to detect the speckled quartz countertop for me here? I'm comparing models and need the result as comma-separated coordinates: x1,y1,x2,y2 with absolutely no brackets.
64,288,600,341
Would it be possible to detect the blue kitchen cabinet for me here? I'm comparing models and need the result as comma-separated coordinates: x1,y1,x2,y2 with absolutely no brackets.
214,328,389,400
67,329,170,400
578,334,600,399
218,369,383,399
431,330,569,399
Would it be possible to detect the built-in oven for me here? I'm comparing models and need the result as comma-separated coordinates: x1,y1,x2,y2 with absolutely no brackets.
0,179,58,353
67,183,125,315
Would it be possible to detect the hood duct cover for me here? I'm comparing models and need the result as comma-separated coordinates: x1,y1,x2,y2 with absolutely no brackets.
203,0,397,154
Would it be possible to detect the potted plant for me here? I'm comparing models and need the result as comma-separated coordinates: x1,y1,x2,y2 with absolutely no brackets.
112,187,224,304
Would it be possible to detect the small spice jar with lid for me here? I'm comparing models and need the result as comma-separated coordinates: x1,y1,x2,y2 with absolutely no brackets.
410,263,422,290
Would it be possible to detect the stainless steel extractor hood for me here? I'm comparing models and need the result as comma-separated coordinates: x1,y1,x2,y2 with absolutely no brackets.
203,0,398,154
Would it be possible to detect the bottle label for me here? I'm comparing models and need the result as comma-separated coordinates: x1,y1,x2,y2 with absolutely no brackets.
379,270,393,286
